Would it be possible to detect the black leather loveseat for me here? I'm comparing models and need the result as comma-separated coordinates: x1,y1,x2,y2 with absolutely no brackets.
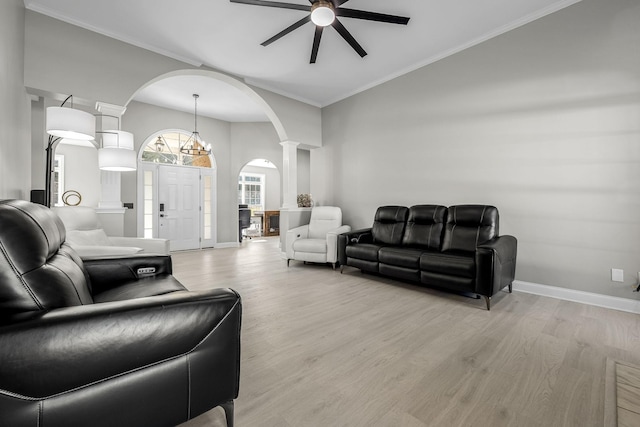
338,205,517,310
0,200,241,427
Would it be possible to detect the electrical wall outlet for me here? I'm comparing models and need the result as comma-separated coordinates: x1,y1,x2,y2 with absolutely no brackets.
611,268,624,283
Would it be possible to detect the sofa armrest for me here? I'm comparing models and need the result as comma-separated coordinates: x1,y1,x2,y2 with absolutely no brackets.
285,224,310,259
337,228,373,265
345,228,373,244
0,288,241,400
83,255,173,294
326,225,352,264
109,236,170,255
71,244,144,260
475,235,518,297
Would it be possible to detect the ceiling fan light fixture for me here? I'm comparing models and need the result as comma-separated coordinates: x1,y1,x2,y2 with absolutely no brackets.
311,1,335,27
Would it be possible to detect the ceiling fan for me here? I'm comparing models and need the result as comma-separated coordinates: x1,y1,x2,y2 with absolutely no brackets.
229,0,410,63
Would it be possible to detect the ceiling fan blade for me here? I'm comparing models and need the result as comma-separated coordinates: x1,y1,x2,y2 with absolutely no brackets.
331,18,366,58
262,15,311,46
336,8,410,25
308,0,350,4
230,0,309,12
310,26,324,63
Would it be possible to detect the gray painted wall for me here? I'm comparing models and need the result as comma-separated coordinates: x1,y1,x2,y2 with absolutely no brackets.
55,144,101,207
23,10,321,148
320,0,640,298
0,0,30,200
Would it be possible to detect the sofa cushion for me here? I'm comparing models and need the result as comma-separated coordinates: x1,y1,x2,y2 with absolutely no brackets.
292,238,326,254
402,205,447,250
442,205,498,253
0,200,93,317
379,264,420,282
372,206,409,245
66,229,112,246
53,206,102,231
379,247,425,269
420,251,475,278
421,271,475,293
346,243,384,262
347,257,379,273
308,206,343,239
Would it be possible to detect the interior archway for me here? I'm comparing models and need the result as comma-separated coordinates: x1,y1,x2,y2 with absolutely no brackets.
124,69,289,143
238,158,280,242
122,69,290,247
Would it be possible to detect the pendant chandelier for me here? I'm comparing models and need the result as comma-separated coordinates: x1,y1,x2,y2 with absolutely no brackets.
180,94,212,157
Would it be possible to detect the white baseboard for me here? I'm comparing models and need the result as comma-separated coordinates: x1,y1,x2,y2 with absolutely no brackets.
513,280,640,314
215,242,239,249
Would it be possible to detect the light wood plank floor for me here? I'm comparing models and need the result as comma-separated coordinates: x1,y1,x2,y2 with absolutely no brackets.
614,361,640,426
176,237,640,427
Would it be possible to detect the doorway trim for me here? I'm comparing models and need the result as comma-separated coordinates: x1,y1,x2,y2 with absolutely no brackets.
136,130,217,249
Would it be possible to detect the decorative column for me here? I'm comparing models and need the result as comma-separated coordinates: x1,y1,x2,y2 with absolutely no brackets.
95,102,127,236
280,140,299,209
279,140,305,254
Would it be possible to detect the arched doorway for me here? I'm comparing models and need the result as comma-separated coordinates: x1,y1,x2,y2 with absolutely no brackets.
124,69,292,246
137,130,217,251
238,159,280,241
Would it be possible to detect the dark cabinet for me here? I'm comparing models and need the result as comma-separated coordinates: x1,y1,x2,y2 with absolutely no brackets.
264,210,280,237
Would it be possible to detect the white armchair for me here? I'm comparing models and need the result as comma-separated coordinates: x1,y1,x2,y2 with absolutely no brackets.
286,206,351,269
52,206,170,259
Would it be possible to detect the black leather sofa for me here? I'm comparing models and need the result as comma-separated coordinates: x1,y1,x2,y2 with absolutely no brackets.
338,205,517,310
0,200,241,427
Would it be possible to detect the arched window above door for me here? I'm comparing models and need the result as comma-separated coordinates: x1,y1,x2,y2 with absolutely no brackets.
141,131,212,168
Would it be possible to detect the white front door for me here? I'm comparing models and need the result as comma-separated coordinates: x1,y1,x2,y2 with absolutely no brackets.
158,165,200,251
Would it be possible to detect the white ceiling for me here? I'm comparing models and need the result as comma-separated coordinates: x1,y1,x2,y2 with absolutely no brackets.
134,75,271,122
24,0,582,122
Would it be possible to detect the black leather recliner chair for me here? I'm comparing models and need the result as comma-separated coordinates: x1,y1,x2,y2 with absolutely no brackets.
0,200,241,427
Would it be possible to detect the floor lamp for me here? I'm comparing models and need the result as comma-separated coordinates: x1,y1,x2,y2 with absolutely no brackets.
45,95,95,207
97,130,137,172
